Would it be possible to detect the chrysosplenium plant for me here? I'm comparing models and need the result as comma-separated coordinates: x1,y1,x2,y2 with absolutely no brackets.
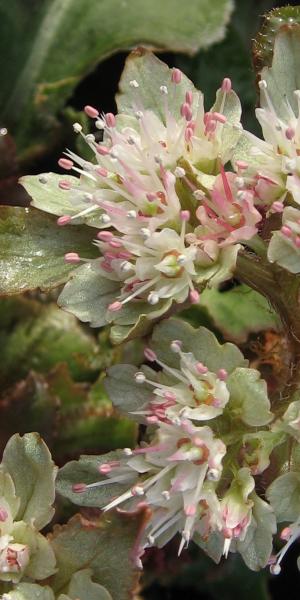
13,13,300,580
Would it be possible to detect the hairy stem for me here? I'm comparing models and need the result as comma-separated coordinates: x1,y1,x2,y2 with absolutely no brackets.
236,250,300,406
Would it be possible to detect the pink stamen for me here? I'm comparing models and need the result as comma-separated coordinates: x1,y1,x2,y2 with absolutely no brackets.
185,505,196,516
204,112,213,125
101,261,114,273
271,201,284,213
185,127,194,142
181,103,193,121
189,290,199,304
118,251,133,259
144,348,157,362
133,443,168,455
108,301,123,312
57,215,71,226
84,105,99,118
106,113,116,127
185,91,193,105
180,210,190,221
196,362,208,375
172,68,182,84
64,252,81,264
99,464,113,474
281,225,292,237
96,167,108,177
104,251,117,260
235,160,248,171
59,180,71,190
72,483,87,493
163,391,177,402
212,112,226,124
205,120,217,135
280,527,292,541
285,127,295,140
96,145,110,156
221,78,232,93
97,231,114,242
146,416,159,424
0,508,8,522
217,368,228,381
58,158,73,170
220,165,233,203
109,240,123,248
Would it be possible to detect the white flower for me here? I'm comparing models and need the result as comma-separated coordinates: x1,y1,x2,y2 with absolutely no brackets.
243,80,300,208
220,468,255,557
94,212,202,312
0,537,30,575
73,419,226,554
267,206,300,273
134,340,229,423
55,70,241,232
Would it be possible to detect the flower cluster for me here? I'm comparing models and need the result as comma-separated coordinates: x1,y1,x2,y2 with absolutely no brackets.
29,54,263,330
72,324,278,568
0,466,55,584
133,341,230,423
249,80,300,203
237,77,300,272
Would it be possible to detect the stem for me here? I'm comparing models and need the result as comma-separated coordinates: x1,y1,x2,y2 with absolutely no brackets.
236,249,300,407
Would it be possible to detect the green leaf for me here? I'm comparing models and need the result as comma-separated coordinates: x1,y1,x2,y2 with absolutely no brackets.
266,471,300,522
198,285,280,342
4,584,55,600
0,0,233,158
151,317,247,373
117,49,199,120
66,569,112,600
58,263,119,328
0,295,135,459
237,494,276,571
0,361,136,462
0,207,97,295
105,364,152,420
0,297,105,387
259,27,300,119
56,451,130,507
51,368,137,457
0,466,20,519
49,512,147,600
210,86,242,157
2,433,57,530
227,368,273,427
58,262,172,338
21,173,79,218
21,172,109,228
109,297,172,345
193,531,224,564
